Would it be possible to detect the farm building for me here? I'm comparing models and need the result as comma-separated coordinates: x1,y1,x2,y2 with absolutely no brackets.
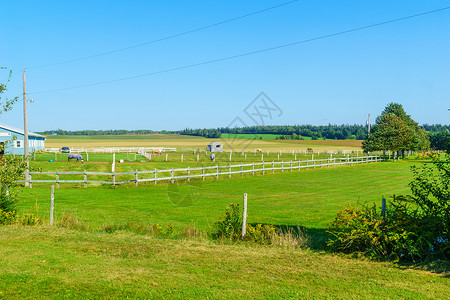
207,142,223,152
0,123,46,155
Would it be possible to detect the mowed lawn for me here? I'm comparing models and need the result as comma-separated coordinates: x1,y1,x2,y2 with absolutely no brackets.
18,160,413,232
1,226,448,299
2,159,449,298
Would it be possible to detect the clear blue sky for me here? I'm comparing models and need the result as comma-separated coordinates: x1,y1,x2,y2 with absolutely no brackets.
1,1,449,132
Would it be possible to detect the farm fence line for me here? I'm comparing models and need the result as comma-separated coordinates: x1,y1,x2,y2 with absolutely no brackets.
44,147,177,153
20,155,382,188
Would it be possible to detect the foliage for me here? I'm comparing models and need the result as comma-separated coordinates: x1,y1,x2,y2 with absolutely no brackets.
363,103,430,152
245,223,276,244
0,208,41,226
212,203,242,241
429,131,450,152
0,209,17,224
0,68,29,214
326,200,436,261
327,155,450,261
0,153,30,212
212,203,309,247
0,67,19,116
400,155,450,248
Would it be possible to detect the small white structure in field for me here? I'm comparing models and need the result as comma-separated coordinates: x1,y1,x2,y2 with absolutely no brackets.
207,142,223,152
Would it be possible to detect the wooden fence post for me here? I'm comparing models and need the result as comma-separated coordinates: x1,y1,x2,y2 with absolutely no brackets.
171,167,174,184
154,169,157,185
181,154,183,162
381,197,387,221
252,162,255,176
290,161,292,171
29,174,32,189
202,165,205,180
216,165,219,179
56,170,59,189
197,154,199,162
228,165,231,179
241,163,243,177
272,161,274,174
242,193,248,238
281,161,284,172
187,166,190,182
50,185,55,226
262,162,265,175
84,170,87,188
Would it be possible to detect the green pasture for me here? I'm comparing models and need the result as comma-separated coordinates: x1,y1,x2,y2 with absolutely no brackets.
18,160,414,233
1,225,448,299
27,151,377,190
3,158,449,298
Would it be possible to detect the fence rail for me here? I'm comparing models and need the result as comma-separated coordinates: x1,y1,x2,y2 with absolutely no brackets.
20,155,382,188
44,147,177,153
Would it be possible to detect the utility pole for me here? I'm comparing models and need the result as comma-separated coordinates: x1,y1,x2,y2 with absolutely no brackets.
367,114,371,136
23,69,30,187
23,69,29,158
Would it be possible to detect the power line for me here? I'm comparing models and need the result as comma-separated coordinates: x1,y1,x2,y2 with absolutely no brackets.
27,0,298,69
30,6,450,95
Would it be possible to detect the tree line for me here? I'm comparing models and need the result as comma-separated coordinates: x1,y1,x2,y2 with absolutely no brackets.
39,107,449,151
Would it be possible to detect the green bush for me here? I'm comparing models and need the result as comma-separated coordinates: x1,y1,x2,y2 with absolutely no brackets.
327,155,450,261
212,203,309,248
212,203,242,241
326,200,440,261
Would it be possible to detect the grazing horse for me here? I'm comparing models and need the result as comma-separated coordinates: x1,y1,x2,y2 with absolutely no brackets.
68,153,84,163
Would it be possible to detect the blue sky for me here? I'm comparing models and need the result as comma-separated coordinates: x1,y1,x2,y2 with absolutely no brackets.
1,1,449,131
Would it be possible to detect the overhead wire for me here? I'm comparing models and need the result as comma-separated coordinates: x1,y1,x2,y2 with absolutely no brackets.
27,0,298,69
30,6,450,95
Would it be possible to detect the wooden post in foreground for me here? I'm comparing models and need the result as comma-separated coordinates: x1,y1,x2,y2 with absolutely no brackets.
242,193,248,238
50,185,55,226
381,197,387,221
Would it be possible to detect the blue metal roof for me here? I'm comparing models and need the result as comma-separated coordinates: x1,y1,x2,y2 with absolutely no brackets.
0,123,46,139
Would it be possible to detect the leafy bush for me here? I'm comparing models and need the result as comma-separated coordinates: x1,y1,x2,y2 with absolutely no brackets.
327,155,450,261
0,209,17,225
0,208,41,226
212,203,242,241
246,223,275,245
212,203,309,248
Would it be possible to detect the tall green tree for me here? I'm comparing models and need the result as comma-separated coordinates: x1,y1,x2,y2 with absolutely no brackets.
363,103,430,152
0,68,28,213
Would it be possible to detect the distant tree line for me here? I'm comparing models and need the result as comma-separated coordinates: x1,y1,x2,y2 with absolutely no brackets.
40,123,449,147
178,124,368,140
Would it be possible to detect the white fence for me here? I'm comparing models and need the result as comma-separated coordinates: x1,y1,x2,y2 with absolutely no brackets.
44,147,177,153
21,155,382,188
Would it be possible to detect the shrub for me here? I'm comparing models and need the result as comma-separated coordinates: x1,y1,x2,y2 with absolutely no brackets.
211,203,242,241
212,204,310,248
0,209,17,225
327,155,450,261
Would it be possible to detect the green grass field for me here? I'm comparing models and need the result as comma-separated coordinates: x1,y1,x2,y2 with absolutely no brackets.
17,160,413,231
3,130,448,299
2,159,449,298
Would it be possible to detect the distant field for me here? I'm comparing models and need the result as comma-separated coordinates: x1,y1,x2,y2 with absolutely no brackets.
220,133,279,139
44,134,363,151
